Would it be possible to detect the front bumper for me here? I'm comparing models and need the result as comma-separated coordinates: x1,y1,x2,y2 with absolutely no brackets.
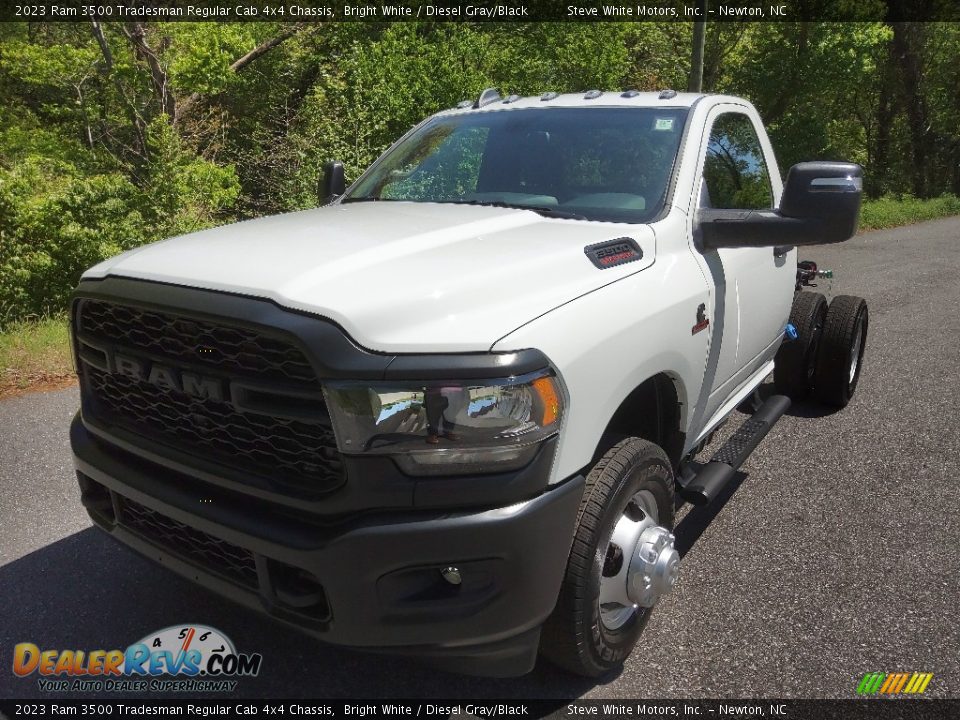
71,414,583,676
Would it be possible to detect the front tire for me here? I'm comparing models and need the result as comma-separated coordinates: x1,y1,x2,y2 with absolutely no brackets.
540,438,675,677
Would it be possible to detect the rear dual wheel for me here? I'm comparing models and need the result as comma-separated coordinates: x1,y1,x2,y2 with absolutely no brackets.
774,291,828,399
814,295,869,408
775,292,868,408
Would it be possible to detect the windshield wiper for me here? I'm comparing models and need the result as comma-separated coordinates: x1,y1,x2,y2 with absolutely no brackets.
435,199,587,221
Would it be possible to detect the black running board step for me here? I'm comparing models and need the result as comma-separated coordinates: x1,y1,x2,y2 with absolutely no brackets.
680,394,791,506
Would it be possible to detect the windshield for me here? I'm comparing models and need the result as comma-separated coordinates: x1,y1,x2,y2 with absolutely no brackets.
343,107,689,223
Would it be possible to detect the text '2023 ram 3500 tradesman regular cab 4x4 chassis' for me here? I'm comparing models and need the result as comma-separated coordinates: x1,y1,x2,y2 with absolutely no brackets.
69,88,868,678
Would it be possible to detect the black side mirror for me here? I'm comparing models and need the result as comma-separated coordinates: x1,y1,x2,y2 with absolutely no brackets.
319,160,346,205
699,161,863,250
779,161,862,243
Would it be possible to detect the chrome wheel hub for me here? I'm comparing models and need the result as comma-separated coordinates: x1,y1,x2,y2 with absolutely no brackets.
599,490,680,631
628,526,680,608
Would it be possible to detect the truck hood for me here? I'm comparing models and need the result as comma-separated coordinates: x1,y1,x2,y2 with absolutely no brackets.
85,202,656,352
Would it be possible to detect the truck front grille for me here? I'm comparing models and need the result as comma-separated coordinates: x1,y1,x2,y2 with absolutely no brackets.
80,299,316,382
76,299,344,496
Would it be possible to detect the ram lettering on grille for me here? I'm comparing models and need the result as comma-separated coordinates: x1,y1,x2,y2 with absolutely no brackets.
75,299,343,495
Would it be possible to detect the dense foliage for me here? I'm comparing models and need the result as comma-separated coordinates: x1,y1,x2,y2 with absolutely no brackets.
1,19,959,324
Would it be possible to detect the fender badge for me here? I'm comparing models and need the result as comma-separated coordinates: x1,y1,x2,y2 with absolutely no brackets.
692,303,710,335
584,238,643,269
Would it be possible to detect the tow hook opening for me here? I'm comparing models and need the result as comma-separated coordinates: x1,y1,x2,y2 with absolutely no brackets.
77,471,116,525
266,560,330,621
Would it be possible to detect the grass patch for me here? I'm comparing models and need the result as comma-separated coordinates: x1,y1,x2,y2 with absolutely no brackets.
860,194,960,231
0,315,74,398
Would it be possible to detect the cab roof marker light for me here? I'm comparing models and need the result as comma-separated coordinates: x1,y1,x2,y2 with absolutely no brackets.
659,89,678,100
541,92,558,101
502,94,521,104
455,100,473,109
474,87,502,108
584,90,603,100
622,90,641,98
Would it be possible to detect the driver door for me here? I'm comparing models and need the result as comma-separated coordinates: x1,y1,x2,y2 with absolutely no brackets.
696,108,794,409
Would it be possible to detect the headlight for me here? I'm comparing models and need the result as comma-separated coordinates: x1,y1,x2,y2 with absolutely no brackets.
323,370,564,476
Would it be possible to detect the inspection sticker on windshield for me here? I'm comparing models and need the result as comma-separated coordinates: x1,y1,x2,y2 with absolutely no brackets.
654,117,675,131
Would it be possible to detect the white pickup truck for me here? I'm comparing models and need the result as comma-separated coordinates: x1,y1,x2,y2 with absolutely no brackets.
69,88,868,678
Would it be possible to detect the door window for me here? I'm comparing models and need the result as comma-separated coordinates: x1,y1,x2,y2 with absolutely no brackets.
701,113,773,210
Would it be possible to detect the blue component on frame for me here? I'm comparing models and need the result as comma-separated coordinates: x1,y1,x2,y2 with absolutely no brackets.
785,323,798,341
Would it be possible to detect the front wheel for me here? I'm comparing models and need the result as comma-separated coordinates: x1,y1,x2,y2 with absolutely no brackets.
540,438,678,677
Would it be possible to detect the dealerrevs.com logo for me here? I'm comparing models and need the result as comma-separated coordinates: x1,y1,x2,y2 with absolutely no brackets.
13,624,262,693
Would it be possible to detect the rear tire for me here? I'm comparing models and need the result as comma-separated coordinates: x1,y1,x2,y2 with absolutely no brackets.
814,295,868,408
540,438,674,677
774,291,828,399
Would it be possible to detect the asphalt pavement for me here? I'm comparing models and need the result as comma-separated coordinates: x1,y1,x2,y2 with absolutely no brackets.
1,217,959,702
